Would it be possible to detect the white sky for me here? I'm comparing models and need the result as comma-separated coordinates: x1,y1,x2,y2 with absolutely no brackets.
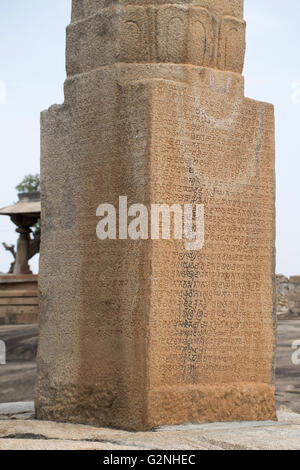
0,0,299,276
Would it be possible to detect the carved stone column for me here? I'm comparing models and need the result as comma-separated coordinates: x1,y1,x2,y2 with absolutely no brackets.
11,215,36,275
36,0,276,430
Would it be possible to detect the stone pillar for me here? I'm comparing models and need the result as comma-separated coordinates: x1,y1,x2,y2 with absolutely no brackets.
36,0,277,430
11,216,32,275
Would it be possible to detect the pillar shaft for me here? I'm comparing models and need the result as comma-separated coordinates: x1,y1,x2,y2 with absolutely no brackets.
14,226,32,275
36,0,277,430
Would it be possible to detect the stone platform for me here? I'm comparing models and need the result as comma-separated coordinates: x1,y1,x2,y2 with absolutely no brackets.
0,405,300,450
0,276,39,325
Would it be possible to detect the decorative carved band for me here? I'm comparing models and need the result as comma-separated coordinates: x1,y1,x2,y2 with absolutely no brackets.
66,6,245,76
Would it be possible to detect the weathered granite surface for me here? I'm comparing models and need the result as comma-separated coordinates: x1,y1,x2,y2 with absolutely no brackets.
0,325,37,404
0,276,39,325
37,0,276,430
289,277,300,316
0,412,300,450
276,275,289,314
0,402,34,421
276,275,300,317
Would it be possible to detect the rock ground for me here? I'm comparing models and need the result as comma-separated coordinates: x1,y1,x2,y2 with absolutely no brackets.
0,324,37,403
276,319,300,413
0,409,300,450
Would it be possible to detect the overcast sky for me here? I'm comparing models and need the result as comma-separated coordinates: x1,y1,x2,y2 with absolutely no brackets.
0,0,299,275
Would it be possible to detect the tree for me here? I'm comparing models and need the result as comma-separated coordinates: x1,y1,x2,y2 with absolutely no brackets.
15,174,40,193
16,172,41,236
2,174,41,273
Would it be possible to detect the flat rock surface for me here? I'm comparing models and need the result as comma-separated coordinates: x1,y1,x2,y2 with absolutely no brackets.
276,319,300,413
0,401,34,421
0,324,37,403
0,412,300,450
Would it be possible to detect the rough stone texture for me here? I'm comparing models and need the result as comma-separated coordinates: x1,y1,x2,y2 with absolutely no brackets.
0,402,34,421
289,277,300,316
36,0,276,430
0,325,37,404
275,275,300,317
0,402,34,415
71,0,244,23
276,275,289,314
0,439,144,451
276,320,300,413
0,276,39,325
67,1,245,75
1,412,300,450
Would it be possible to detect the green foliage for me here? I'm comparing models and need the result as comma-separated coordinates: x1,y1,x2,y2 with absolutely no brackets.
16,174,40,193
15,175,41,235
33,219,41,235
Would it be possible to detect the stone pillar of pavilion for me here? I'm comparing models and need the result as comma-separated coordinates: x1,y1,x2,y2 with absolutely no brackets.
0,192,40,275
0,192,40,324
11,216,34,275
36,0,277,430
